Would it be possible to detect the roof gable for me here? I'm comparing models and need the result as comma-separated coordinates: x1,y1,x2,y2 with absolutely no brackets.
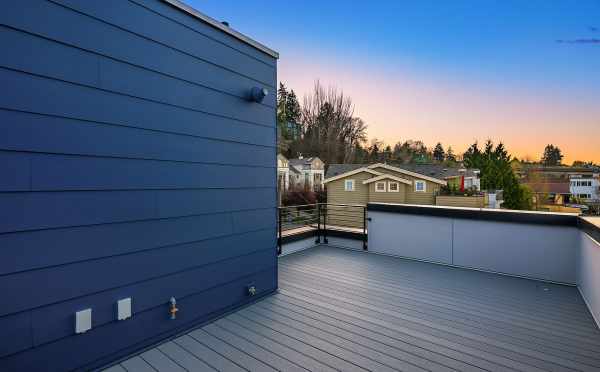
368,164,447,185
323,168,382,184
362,174,412,185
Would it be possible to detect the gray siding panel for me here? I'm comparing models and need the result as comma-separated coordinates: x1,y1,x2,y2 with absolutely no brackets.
0,0,275,87
30,154,275,190
0,67,273,129
0,0,277,370
136,0,276,66
0,108,273,167
0,152,30,191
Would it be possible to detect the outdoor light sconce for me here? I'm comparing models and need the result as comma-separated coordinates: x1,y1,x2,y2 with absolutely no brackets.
249,87,268,103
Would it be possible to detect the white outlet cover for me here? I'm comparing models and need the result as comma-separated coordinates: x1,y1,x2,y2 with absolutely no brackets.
117,298,132,320
75,308,92,334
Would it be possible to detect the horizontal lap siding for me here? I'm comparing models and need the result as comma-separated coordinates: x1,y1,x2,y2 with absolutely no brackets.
368,182,407,204
371,167,440,205
436,196,485,208
0,0,277,370
326,174,370,229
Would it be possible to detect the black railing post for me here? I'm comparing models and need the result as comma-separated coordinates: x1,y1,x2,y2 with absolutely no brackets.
315,204,321,244
323,204,328,244
363,206,368,251
277,207,282,255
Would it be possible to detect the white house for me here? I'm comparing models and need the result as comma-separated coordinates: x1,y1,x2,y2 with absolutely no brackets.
570,174,600,201
288,156,325,191
277,154,289,192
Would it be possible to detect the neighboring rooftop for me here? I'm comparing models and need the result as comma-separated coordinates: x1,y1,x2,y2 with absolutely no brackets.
162,0,279,58
524,182,571,195
326,163,478,180
289,157,320,167
519,165,600,175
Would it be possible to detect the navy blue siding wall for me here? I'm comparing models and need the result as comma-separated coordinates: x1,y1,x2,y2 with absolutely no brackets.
0,1,277,370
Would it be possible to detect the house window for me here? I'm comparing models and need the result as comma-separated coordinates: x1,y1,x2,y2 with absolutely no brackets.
388,182,399,192
375,181,386,192
415,180,426,192
344,179,355,191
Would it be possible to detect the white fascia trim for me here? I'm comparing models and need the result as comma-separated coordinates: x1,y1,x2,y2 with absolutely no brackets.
161,0,279,58
362,174,412,185
367,163,447,185
323,168,383,184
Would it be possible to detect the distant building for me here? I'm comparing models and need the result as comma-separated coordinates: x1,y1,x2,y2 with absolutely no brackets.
517,165,600,182
446,167,481,191
277,154,289,192
324,163,447,206
570,173,600,202
524,181,572,205
288,156,325,191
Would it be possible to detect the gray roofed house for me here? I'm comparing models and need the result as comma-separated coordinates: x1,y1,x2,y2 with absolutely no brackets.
323,163,483,209
288,156,325,191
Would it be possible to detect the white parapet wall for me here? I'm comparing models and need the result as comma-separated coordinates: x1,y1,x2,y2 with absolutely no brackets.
578,229,600,328
367,204,580,284
325,236,365,251
279,236,318,256
452,219,577,284
367,212,454,264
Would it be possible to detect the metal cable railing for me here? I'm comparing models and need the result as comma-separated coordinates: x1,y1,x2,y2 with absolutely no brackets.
277,203,368,255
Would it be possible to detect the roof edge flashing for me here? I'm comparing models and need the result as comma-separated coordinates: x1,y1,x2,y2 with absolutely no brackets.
367,202,580,227
161,0,279,59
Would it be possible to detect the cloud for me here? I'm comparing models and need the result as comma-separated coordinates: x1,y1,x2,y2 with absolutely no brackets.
556,38,600,44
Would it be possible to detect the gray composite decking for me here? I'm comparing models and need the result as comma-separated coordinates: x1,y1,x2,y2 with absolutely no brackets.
105,246,600,372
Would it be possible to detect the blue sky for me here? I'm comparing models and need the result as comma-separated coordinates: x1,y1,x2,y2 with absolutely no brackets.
189,0,600,163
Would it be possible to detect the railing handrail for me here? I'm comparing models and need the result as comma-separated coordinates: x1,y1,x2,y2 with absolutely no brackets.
277,203,368,255
278,202,366,209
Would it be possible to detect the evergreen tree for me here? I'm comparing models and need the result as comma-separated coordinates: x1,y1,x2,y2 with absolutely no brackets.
541,144,564,166
285,90,301,124
383,145,393,163
284,89,301,141
432,143,445,162
368,139,383,163
277,82,288,126
276,83,289,154
462,142,482,169
446,146,456,162
462,140,532,210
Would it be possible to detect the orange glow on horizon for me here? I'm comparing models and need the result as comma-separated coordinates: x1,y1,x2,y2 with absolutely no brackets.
278,52,600,165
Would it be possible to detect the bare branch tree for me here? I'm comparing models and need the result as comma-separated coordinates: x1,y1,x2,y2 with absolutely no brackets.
299,80,367,164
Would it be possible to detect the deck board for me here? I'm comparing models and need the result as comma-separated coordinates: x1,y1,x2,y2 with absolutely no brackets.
107,245,600,372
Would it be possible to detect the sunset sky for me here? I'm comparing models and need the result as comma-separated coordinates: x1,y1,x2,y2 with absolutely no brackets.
192,0,600,164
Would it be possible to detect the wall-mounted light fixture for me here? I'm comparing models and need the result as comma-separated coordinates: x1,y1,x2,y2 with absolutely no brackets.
249,87,268,103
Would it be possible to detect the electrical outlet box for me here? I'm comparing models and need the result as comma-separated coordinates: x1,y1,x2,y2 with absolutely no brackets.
75,308,92,334
117,298,132,320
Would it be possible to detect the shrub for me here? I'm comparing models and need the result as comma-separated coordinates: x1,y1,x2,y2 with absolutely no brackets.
282,189,318,206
